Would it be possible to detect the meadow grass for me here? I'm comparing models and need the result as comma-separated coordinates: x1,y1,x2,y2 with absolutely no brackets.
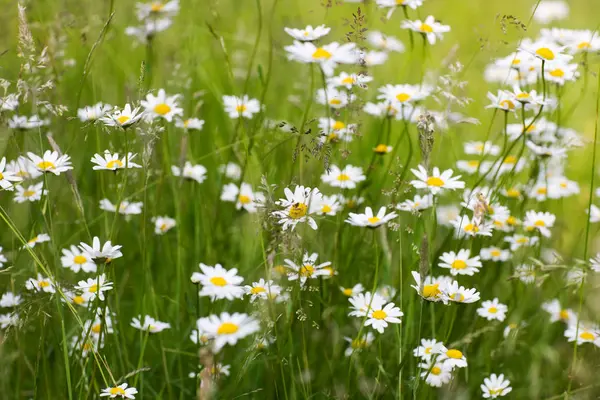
0,0,600,398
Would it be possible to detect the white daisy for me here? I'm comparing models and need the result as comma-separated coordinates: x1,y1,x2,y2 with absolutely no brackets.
172,161,207,183
438,249,482,276
175,117,204,131
340,283,364,297
419,360,453,387
410,165,465,194
480,247,511,262
284,25,330,41
523,210,555,237
196,312,260,352
75,274,113,301
152,216,176,234
77,103,112,122
223,95,261,119
284,41,359,76
271,186,322,231
243,279,282,302
100,104,145,128
141,88,183,122
23,233,51,249
344,332,375,356
321,165,366,189
541,299,576,324
100,382,138,399
61,245,97,273
310,194,342,216
327,72,373,90
477,298,508,322
91,151,141,171
401,16,450,45
220,182,265,213
78,236,123,264
0,292,21,308
99,199,143,215
285,252,331,284
346,206,398,228
131,315,171,333
14,182,46,203
481,373,512,398
191,263,244,301
27,150,73,175
25,273,55,293
0,157,22,190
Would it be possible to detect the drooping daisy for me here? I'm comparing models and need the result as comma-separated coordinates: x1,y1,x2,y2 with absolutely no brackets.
61,245,97,273
171,162,207,184
191,263,244,301
131,315,171,333
14,182,46,203
100,383,138,399
401,16,450,45
439,249,482,276
541,299,576,324
77,103,112,122
220,183,265,213
340,283,364,297
0,157,22,190
25,273,55,293
100,104,144,128
477,298,508,322
284,41,359,76
152,216,176,234
480,247,511,262
78,237,123,264
285,252,331,284
271,186,322,231
196,312,260,352
481,374,512,398
27,151,73,175
243,279,282,302
91,152,141,171
140,89,183,122
175,117,204,131
419,361,453,387
223,95,261,119
344,332,375,357
23,233,51,249
410,165,465,195
346,206,398,228
321,165,366,189
284,25,331,41
100,199,143,216
75,274,113,301
523,210,555,237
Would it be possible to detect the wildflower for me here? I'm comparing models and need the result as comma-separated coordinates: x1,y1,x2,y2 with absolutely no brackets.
419,361,453,387
365,298,403,333
172,161,207,183
481,374,512,398
27,151,73,175
91,152,141,171
318,118,357,142
444,281,481,304
284,41,359,76
271,186,322,231
25,274,55,293
450,215,493,238
141,89,183,122
410,271,450,303
346,206,398,228
219,162,241,180
100,383,138,399
196,312,260,352
485,91,517,112
401,16,450,45
149,216,175,234
310,194,342,216
533,0,568,24
61,245,97,273
131,315,171,333
135,0,179,20
504,234,539,251
175,117,204,131
480,247,511,262
14,182,46,203
439,249,482,276
344,332,375,356
541,299,576,324
432,344,468,369
23,233,51,249
523,210,555,237
327,72,373,90
243,279,282,302
63,290,90,307
284,25,330,41
0,313,19,329
413,338,442,361
376,0,423,11
75,274,113,301
590,205,600,223
78,237,123,264
340,283,364,297
190,322,210,345
100,199,143,216
0,157,22,190
377,84,431,105
6,157,42,180
366,31,405,52
321,165,366,189
410,165,465,195
520,39,572,63
316,86,355,109
477,298,508,322
100,104,144,128
125,19,173,44
223,95,261,119
544,60,579,85
8,115,49,130
373,144,393,155
565,29,600,54
348,292,385,317
464,141,501,156
396,194,433,213
456,160,482,174
515,264,536,284
0,292,21,308
77,103,112,122
192,263,244,301
221,183,265,213
564,322,600,346
285,252,331,284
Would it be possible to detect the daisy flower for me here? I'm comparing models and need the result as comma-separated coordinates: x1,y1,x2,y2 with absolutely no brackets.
223,95,261,119
135,0,179,20
477,298,508,322
175,117,204,130
377,83,431,105
344,332,375,356
152,216,176,234
191,263,244,301
100,104,144,128
373,144,393,155
243,279,282,302
196,312,260,352
321,165,366,189
340,283,364,297
78,236,123,264
410,271,451,303
318,118,357,142
481,374,512,398
480,247,511,262
515,264,536,284
141,89,183,122
100,383,138,399
0,157,22,190
284,41,359,76
0,292,22,308
401,16,450,45
27,151,73,175
172,161,207,183
327,72,373,90
219,162,241,180
439,249,482,276
131,315,171,333
77,103,112,122
520,39,572,63
5,156,42,180
523,210,555,237
366,31,405,52
564,322,600,345
376,0,423,11
91,152,141,171
365,298,403,333
345,206,398,228
8,115,49,129
544,60,579,85
410,165,465,195
485,90,517,112
310,194,342,216
419,361,453,387
284,25,330,41
316,86,355,109
348,291,386,317
284,252,331,284
463,141,501,156
413,338,442,361
444,281,481,304
100,199,143,215
25,273,55,293
14,182,46,203
541,299,576,324
23,233,51,249
61,245,97,273
504,234,539,251
220,182,265,213
450,215,493,238
75,274,113,301
432,344,468,369
271,186,322,231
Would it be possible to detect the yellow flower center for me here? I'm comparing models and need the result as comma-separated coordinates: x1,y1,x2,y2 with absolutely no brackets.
160,223,168,231
250,286,266,295
559,310,569,320
451,260,467,270
424,347,432,354
464,224,479,233
73,295,85,305
368,217,380,224
92,324,102,334
491,249,501,257
117,115,130,125
536,187,547,195
88,284,98,293
332,120,345,130
217,322,239,335
422,283,440,298
396,93,411,102
549,69,565,78
426,177,444,187
446,349,463,359
535,47,555,60
489,389,503,396
372,310,387,320
342,288,353,296
337,174,350,181
351,338,367,348
73,255,87,264
235,104,247,112
516,92,530,100
516,237,528,244
322,205,332,213
342,77,355,85
37,161,56,170
0,172,3,180
374,144,389,154
106,160,123,169
289,203,308,219
580,331,595,341
420,24,434,33
238,195,251,204
534,219,545,227
39,280,50,288
431,366,441,375
23,190,36,197
28,236,38,244
467,160,479,167
488,307,498,314
396,0,405,4
329,99,342,105
312,47,332,59
299,264,314,277
500,99,515,110
578,42,591,49
110,387,126,395
506,188,520,197
154,103,171,115
210,277,227,286
504,155,517,164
